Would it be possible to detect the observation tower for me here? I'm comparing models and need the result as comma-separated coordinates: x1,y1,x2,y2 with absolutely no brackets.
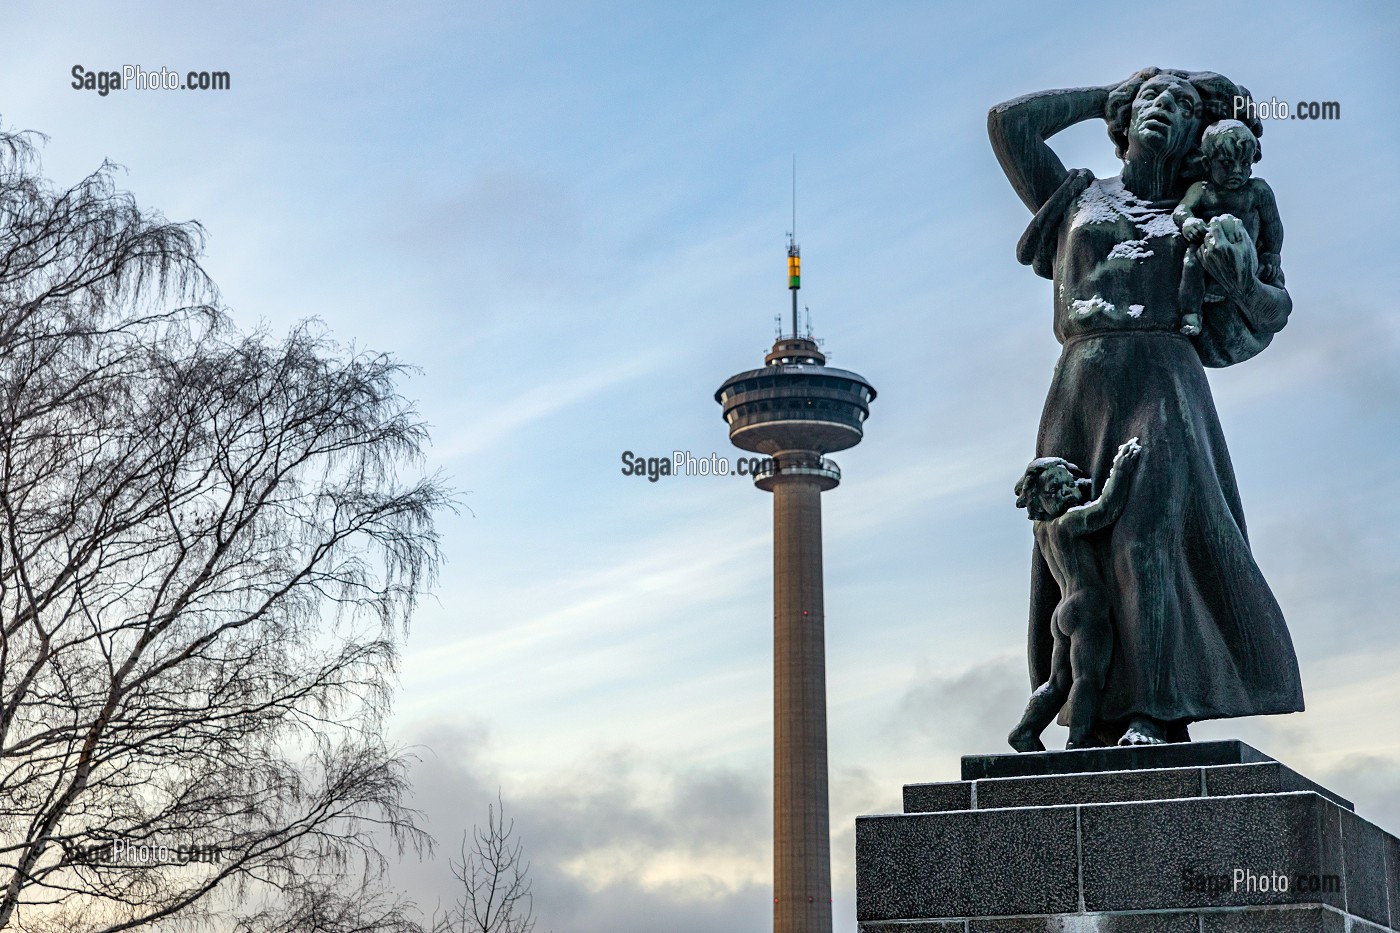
715,235,875,933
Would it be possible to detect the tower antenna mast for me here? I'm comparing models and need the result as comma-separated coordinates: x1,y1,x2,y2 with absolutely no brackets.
787,156,800,339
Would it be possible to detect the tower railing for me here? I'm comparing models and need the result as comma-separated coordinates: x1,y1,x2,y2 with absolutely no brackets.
753,456,841,486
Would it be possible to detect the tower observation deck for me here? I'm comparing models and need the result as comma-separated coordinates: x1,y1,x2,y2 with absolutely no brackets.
715,238,875,933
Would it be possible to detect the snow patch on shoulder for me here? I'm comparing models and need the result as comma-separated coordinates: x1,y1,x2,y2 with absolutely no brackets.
1072,177,1132,227
1074,176,1181,261
1137,212,1179,239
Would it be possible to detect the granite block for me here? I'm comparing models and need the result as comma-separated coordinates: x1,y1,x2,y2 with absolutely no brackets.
1341,808,1391,925
1386,833,1400,930
963,740,1272,780
1079,792,1346,913
904,761,1353,815
1199,904,1347,932
973,767,1201,810
1319,798,1345,903
871,909,1391,933
1205,761,1354,810
969,912,1199,932
860,749,1399,931
856,807,1079,920
904,781,973,813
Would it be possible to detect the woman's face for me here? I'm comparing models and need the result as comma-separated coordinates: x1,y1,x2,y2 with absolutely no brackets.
1128,75,1202,158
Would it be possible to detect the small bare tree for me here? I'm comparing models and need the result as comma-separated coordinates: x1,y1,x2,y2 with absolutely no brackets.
0,126,450,930
440,794,541,933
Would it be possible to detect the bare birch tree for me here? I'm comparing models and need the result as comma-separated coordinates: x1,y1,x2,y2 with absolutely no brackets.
0,126,450,930
439,794,541,933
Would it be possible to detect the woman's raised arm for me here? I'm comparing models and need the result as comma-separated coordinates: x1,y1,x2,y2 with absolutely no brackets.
988,86,1111,213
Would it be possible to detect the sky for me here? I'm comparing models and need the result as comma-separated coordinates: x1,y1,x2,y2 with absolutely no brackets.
2,2,1399,930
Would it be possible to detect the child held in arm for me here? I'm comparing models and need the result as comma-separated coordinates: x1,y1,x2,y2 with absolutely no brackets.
1174,119,1284,336
1008,439,1142,752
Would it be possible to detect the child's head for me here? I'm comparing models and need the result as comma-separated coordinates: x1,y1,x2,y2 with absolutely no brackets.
1015,457,1088,521
1200,119,1260,190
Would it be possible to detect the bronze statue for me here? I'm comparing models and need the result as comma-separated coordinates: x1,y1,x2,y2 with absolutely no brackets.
1174,119,1285,337
1009,440,1141,752
988,68,1304,748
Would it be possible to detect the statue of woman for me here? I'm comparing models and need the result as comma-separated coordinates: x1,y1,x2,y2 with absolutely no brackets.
987,68,1304,746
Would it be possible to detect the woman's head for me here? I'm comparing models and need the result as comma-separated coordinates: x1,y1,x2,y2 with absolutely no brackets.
1106,68,1264,173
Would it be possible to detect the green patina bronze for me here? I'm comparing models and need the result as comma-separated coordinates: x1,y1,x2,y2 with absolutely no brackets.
988,68,1304,749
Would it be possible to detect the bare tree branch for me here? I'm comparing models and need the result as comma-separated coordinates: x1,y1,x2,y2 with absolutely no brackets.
0,123,453,932
436,793,543,933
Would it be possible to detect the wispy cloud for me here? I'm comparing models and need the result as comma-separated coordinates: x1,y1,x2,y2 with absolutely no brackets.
433,356,661,463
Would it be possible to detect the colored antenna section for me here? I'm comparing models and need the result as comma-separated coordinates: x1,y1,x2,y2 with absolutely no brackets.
788,158,800,335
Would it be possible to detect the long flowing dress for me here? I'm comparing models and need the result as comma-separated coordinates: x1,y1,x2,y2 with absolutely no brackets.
1020,169,1304,738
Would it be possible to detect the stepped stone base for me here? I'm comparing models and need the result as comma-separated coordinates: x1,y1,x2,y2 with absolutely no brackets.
859,905,1389,932
856,742,1400,932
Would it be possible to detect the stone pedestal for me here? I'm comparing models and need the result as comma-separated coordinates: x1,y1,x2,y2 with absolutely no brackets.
855,741,1400,932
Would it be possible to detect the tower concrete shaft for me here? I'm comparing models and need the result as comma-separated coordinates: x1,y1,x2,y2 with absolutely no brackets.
772,473,832,933
718,325,874,933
